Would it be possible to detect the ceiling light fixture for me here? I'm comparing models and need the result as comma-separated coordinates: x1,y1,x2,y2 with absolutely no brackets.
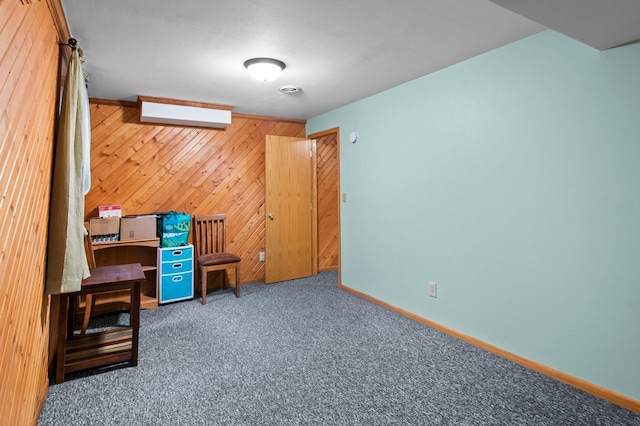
243,58,286,82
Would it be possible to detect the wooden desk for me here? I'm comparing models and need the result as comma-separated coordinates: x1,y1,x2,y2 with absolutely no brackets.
92,238,159,310
55,263,145,384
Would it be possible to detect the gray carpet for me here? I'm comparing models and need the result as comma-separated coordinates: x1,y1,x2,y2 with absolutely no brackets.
39,271,640,425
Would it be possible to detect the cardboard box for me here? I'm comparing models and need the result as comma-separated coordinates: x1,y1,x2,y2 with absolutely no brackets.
89,217,120,242
120,215,157,241
99,204,122,218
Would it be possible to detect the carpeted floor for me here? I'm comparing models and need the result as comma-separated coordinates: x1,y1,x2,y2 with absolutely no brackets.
39,271,640,425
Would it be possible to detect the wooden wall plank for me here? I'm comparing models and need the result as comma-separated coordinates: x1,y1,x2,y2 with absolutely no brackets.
85,103,306,284
316,132,339,271
0,1,62,424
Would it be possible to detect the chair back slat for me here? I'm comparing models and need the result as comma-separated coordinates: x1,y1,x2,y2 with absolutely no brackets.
83,222,97,268
193,214,227,256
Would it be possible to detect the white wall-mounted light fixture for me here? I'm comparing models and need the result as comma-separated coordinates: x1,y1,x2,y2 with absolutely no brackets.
243,58,286,82
349,131,359,143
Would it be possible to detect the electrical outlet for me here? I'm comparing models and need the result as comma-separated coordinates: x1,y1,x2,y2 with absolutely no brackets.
429,282,437,298
259,251,265,262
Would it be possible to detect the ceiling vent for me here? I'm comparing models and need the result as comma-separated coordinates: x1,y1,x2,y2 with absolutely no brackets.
279,85,301,94
138,96,233,129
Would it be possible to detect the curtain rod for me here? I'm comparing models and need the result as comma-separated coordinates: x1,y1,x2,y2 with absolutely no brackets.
59,38,78,50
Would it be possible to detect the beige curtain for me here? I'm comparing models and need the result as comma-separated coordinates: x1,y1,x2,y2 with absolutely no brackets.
45,48,91,294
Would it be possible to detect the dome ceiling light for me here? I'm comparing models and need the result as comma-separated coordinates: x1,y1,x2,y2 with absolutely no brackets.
243,58,286,82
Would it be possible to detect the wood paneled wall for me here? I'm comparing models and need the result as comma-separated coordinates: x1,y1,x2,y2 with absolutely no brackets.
0,1,66,424
85,101,306,284
315,131,340,271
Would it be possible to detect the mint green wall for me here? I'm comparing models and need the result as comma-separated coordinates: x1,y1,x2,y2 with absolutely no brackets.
307,30,640,401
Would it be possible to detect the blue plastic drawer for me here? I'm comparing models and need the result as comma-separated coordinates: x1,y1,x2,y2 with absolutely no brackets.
160,246,192,262
162,259,192,275
160,272,193,303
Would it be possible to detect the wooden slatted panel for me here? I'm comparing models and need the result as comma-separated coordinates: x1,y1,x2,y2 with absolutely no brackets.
0,1,61,424
316,132,340,271
193,215,225,256
85,102,306,284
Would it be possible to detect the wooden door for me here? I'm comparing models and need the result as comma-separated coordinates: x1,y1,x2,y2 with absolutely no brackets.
265,136,317,283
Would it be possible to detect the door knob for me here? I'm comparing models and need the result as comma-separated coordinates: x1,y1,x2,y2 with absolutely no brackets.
267,213,274,220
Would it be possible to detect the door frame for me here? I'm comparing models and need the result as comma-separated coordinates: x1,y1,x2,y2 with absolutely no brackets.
308,127,341,286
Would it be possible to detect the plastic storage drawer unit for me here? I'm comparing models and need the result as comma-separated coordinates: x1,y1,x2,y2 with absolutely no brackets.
158,244,194,304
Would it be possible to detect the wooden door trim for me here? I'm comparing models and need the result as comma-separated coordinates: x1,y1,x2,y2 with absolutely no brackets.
309,127,339,139
311,139,318,276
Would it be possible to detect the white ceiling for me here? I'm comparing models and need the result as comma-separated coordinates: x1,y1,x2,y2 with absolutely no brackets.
60,0,640,120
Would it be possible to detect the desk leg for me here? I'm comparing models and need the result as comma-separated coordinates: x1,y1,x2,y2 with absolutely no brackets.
67,294,77,337
130,281,141,366
55,294,70,384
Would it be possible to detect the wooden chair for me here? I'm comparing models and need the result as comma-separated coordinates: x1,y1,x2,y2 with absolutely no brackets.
81,223,97,334
193,214,241,304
